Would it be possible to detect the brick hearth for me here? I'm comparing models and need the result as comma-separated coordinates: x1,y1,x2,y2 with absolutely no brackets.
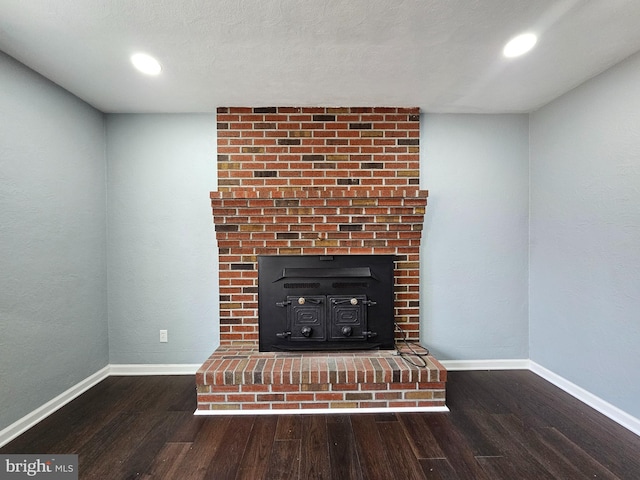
196,346,446,413
196,107,446,413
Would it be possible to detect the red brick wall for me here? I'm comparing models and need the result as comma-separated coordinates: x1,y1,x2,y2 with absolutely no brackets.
212,107,427,347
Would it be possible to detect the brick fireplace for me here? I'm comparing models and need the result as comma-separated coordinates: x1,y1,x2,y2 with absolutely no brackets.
196,107,447,413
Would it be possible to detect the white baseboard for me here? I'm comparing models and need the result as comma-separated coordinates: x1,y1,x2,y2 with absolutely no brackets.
440,359,531,371
108,364,201,376
195,406,450,416
0,366,110,448
530,361,640,437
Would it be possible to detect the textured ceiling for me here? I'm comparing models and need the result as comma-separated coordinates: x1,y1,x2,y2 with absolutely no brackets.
2,0,640,113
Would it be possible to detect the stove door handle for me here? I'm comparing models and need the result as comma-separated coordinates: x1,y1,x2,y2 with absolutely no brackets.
298,297,322,305
332,298,359,305
331,298,377,307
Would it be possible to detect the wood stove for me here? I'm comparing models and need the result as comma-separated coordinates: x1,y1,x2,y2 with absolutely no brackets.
258,255,395,351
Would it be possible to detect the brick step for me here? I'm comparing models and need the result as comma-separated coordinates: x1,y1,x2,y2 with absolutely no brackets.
196,346,447,413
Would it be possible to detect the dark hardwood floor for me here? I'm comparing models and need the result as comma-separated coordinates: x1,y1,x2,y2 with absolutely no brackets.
2,370,640,479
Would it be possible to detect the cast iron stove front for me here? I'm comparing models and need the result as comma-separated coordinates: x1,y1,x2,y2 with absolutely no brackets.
258,255,395,351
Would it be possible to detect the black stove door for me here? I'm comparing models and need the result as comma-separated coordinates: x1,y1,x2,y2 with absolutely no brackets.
286,295,326,342
328,295,367,341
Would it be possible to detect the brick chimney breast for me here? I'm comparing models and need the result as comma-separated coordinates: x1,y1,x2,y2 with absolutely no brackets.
212,107,427,346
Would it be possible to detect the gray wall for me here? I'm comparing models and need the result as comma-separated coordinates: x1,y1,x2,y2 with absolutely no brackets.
530,52,640,418
0,52,108,431
3,45,639,431
106,114,219,364
420,114,530,360
105,113,532,365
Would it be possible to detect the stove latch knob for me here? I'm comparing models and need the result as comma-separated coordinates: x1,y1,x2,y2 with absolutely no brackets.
341,326,353,337
298,297,305,305
350,298,358,305
301,326,312,337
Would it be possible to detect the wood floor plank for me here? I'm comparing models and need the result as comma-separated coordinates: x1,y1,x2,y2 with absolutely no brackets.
373,412,398,422
235,415,278,480
166,377,198,412
264,439,301,480
327,415,363,480
475,456,522,479
77,411,161,479
418,458,458,480
351,414,397,479
465,411,556,479
204,415,256,480
422,414,491,480
443,370,486,411
113,376,176,412
117,411,194,479
536,427,621,480
171,416,232,480
141,442,192,479
448,371,511,415
274,414,303,440
446,408,502,457
471,370,555,428
299,415,331,480
168,415,208,443
397,412,446,460
377,420,428,480
494,413,618,480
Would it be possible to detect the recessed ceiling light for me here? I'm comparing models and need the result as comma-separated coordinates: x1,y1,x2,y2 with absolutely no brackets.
503,33,537,58
131,53,162,75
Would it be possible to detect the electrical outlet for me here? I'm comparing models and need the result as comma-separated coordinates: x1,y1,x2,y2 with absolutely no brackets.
159,329,168,343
